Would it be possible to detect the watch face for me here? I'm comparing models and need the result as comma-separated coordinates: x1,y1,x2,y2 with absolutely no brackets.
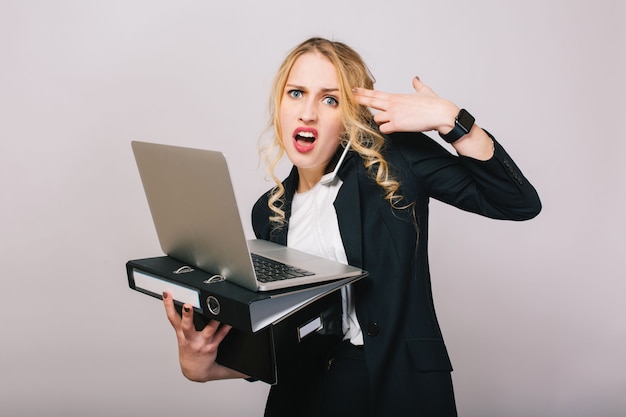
457,109,475,133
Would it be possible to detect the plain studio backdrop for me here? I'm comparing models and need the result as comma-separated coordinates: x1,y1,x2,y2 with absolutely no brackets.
1,1,624,416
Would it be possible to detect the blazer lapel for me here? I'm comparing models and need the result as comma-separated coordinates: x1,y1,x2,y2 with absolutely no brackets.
334,154,364,268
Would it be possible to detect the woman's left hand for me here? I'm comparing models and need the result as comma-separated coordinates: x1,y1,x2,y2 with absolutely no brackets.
353,76,459,135
354,76,495,161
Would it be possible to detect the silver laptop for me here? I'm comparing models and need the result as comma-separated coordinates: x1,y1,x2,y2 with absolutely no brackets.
131,141,364,292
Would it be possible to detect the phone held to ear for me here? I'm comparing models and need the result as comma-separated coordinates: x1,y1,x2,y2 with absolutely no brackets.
320,142,351,185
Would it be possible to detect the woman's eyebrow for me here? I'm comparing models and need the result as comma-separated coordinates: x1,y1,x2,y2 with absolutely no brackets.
285,84,339,94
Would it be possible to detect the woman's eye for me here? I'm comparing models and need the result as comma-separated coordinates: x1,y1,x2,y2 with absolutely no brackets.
288,90,303,99
323,96,339,106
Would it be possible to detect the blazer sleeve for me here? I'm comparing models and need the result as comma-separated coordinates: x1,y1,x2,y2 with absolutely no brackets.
389,130,542,221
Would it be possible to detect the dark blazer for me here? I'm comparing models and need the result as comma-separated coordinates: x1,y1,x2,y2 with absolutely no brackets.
252,131,541,417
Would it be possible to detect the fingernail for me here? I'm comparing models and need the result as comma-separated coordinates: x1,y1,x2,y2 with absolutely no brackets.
415,75,420,81
162,292,168,300
183,306,190,313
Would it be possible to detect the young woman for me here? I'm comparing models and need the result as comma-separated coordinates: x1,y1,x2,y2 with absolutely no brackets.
163,37,541,417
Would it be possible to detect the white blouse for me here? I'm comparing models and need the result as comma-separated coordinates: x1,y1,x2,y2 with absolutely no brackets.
288,179,363,346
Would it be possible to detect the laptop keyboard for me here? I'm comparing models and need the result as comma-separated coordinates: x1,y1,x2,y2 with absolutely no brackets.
251,253,315,283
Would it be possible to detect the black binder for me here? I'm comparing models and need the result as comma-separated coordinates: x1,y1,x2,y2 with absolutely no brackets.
126,256,366,384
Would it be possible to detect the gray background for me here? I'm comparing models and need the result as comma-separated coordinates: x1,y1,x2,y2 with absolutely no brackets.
1,1,624,416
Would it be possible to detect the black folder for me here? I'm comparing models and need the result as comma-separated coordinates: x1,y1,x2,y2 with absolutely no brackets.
126,256,366,384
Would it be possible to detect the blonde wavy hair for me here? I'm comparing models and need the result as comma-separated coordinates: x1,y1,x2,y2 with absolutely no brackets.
261,37,402,228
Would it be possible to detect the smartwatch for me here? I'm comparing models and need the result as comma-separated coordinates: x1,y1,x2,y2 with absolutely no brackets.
439,108,475,143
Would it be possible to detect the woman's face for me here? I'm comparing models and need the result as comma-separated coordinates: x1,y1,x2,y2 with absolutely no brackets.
279,52,343,189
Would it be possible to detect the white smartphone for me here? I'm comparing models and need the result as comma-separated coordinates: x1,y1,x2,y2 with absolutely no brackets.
320,142,351,185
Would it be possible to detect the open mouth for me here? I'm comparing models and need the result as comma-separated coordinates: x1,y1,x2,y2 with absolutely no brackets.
293,128,317,152
295,130,316,144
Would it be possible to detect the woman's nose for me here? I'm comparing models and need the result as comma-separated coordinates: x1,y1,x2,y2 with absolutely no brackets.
299,100,317,123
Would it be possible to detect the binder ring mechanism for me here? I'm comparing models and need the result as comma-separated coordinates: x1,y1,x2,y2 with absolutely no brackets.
172,265,225,283
204,275,225,284
173,266,194,274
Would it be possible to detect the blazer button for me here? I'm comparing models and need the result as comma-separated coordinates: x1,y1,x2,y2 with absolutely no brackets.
366,321,380,337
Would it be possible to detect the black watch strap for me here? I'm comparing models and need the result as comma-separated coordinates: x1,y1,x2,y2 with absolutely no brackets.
439,109,475,143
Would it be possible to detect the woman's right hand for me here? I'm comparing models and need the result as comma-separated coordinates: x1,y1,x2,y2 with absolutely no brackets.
162,291,248,382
